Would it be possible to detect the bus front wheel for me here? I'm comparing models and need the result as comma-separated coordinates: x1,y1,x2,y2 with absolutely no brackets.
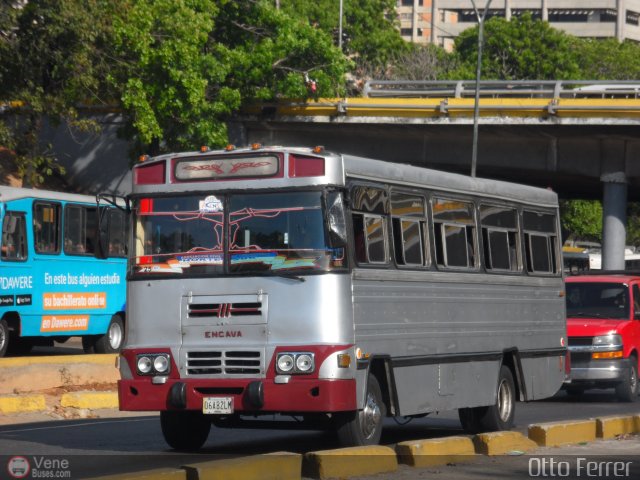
0,319,8,357
335,375,385,447
160,411,211,451
458,365,516,433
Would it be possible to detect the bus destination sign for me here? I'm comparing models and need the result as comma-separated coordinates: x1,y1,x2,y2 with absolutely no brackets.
175,155,279,181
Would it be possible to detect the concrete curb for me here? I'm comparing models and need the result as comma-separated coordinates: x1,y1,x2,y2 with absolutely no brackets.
395,436,475,467
528,419,597,447
473,431,538,455
596,415,640,439
182,452,302,480
0,394,46,414
87,468,186,480
302,446,397,479
60,391,119,410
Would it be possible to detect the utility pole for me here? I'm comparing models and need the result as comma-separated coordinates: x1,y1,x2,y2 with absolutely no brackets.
470,0,493,178
338,0,344,50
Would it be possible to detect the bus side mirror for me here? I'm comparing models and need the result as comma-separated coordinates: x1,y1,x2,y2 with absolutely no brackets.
326,192,347,248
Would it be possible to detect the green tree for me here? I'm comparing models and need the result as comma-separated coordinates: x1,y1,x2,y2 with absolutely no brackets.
112,0,349,156
560,200,602,243
453,13,580,80
0,0,115,185
571,38,640,80
279,0,408,65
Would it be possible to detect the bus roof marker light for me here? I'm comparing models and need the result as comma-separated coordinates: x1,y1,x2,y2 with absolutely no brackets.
225,144,236,151
138,155,149,163
251,143,262,150
200,146,210,153
313,145,325,153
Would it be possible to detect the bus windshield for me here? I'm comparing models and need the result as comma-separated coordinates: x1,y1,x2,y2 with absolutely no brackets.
131,191,345,277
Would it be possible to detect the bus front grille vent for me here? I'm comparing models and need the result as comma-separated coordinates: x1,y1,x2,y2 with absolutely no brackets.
567,336,592,347
188,302,262,318
186,350,262,375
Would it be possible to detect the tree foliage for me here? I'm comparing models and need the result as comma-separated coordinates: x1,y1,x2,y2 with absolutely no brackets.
453,13,580,80
110,0,349,155
560,200,603,243
0,0,116,185
570,38,640,80
280,0,408,65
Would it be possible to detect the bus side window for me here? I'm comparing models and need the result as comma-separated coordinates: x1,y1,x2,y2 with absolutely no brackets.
523,210,559,275
390,192,428,267
33,202,61,254
432,197,477,269
479,205,520,272
1,213,27,261
64,204,97,255
107,209,128,257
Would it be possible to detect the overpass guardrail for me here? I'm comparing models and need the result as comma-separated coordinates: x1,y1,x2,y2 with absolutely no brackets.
362,80,640,99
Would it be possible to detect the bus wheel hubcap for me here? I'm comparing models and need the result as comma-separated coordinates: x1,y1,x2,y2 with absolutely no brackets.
109,323,122,349
497,379,512,422
361,392,381,439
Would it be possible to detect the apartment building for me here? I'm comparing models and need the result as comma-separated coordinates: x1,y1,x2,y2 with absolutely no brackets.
397,1,640,50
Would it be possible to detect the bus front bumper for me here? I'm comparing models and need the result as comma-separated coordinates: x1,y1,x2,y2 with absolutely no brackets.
118,377,357,413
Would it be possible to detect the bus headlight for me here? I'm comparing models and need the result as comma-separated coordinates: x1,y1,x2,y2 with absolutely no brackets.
276,352,315,374
136,353,171,375
277,354,295,373
154,355,170,373
296,354,314,373
137,356,152,374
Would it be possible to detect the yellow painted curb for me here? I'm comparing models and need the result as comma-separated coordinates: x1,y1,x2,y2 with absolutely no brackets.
396,436,475,467
635,415,640,432
86,468,186,480
182,452,301,480
0,354,117,368
0,394,46,414
473,431,538,455
528,419,597,447
596,415,639,439
60,391,119,409
303,445,397,479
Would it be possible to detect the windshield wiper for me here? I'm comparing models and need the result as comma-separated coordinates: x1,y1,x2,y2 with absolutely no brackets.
270,271,306,283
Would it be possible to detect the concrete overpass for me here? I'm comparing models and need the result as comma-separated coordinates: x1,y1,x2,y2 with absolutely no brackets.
229,80,640,269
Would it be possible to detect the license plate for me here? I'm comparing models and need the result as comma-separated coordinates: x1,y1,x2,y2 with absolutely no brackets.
203,397,233,415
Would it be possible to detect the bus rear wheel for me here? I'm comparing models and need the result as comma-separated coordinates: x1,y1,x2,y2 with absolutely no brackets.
335,375,385,447
160,411,211,451
84,316,124,354
458,365,516,433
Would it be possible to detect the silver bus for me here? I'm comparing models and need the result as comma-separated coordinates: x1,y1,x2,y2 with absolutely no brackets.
117,145,567,450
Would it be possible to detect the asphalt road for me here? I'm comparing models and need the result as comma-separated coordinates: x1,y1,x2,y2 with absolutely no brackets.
0,389,638,479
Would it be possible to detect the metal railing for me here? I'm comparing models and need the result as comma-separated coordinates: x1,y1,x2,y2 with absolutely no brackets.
362,80,640,99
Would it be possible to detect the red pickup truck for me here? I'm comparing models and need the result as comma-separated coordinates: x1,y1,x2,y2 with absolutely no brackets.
565,274,640,401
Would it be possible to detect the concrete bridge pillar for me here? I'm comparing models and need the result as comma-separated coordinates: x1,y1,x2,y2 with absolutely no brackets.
601,140,628,271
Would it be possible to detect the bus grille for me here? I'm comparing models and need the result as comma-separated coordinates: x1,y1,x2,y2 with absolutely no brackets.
186,350,262,376
188,302,262,318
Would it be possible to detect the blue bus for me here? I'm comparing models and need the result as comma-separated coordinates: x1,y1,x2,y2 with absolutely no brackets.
0,186,127,356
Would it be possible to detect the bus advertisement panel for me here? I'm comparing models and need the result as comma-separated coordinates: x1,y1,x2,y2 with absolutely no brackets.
0,186,127,356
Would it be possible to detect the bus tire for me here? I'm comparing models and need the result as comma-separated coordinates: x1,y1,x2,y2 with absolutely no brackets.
160,411,211,451
458,365,515,433
335,375,385,447
615,355,638,402
94,315,125,354
0,319,8,357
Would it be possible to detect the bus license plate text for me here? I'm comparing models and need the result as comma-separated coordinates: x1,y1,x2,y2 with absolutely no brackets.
203,397,233,414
